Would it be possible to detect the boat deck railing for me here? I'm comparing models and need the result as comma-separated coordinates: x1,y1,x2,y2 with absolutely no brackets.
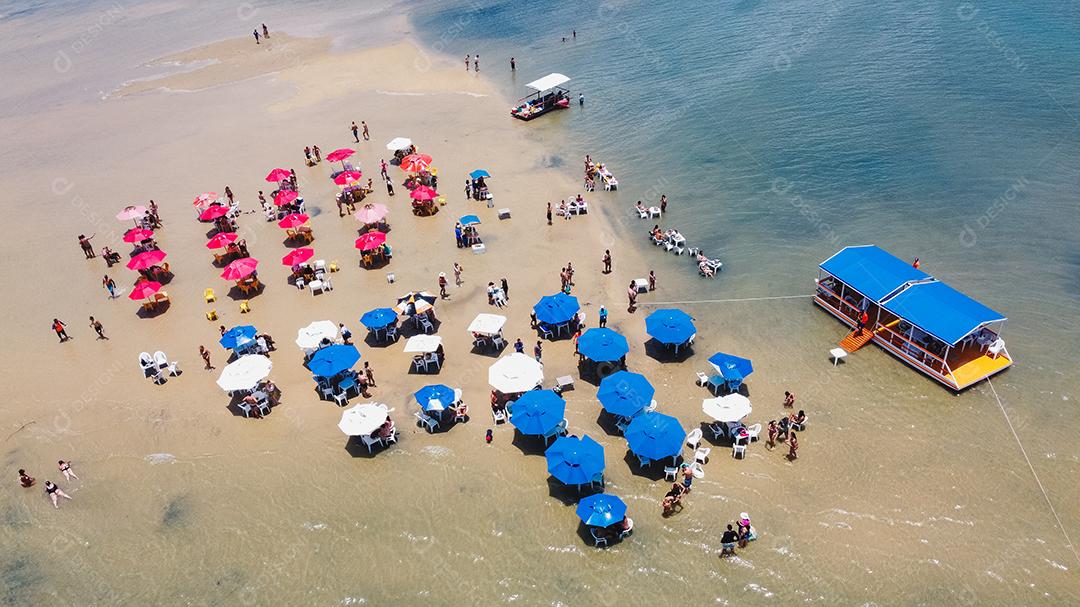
875,324,950,377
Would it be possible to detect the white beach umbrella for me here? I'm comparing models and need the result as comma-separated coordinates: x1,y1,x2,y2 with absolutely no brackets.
404,334,443,353
488,353,545,394
338,403,390,436
467,313,507,336
295,320,338,350
702,394,752,423
216,355,272,392
386,137,413,151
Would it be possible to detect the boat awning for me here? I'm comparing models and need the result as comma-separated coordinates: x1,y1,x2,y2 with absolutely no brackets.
526,73,570,92
820,245,930,302
882,281,1006,346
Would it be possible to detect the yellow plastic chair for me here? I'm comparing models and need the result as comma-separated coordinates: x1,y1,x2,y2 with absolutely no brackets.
329,261,339,273
204,288,216,303
240,300,251,314
206,309,218,321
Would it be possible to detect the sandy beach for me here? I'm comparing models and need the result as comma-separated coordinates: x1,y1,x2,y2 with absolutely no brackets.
2,3,1078,605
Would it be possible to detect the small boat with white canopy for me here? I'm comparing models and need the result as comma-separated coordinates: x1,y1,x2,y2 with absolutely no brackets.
511,73,571,121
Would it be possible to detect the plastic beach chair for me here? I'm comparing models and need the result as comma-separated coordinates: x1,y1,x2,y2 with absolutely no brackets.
685,428,703,450
590,528,609,547
204,288,216,303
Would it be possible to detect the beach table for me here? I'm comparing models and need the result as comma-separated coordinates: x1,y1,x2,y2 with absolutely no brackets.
338,376,358,397
707,375,726,395
830,347,848,366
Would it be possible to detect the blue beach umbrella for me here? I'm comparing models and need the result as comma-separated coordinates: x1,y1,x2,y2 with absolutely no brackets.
219,325,257,350
459,214,481,226
509,390,566,436
533,293,580,325
545,435,605,486
625,412,687,461
360,307,398,330
597,371,654,418
708,352,754,380
308,344,361,378
414,384,456,412
468,169,490,179
576,493,627,527
576,328,629,363
645,309,696,345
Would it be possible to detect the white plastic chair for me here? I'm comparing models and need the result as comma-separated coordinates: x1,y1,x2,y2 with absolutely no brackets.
746,423,762,442
590,528,609,547
619,517,634,539
694,447,711,464
732,443,747,459
417,316,435,334
685,428,703,450
695,372,709,386
423,353,441,372
332,390,349,407
644,400,658,413
791,417,807,432
492,408,507,424
153,351,169,369
411,356,428,373
139,352,155,377
664,466,678,481
237,401,252,418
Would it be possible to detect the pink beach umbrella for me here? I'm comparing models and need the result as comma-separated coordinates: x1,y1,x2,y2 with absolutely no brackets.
281,247,315,266
127,249,167,271
274,190,299,207
354,203,388,224
116,205,147,222
206,232,239,249
123,228,154,243
400,153,432,173
265,168,292,183
333,170,363,186
277,213,309,229
199,205,230,221
354,231,387,252
193,191,218,207
326,148,355,163
410,185,438,201
128,280,162,301
221,257,259,281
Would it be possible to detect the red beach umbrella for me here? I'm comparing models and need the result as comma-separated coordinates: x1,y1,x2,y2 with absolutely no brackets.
128,280,162,301
199,205,230,221
127,249,167,271
193,191,218,207
400,153,432,173
333,170,363,185
326,148,355,163
274,190,299,206
282,247,315,266
123,228,154,243
277,213,309,229
265,168,292,183
206,232,239,249
354,231,387,252
221,257,259,280
410,185,438,201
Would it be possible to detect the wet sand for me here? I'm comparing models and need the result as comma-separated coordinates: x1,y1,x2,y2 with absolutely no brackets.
1,19,1077,607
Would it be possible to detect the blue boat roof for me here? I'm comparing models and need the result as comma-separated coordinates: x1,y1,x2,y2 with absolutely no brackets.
820,245,930,302
883,281,1006,346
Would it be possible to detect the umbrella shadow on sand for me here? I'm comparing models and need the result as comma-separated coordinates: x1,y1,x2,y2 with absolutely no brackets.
281,236,313,249
469,341,507,358
362,331,400,349
643,338,694,363
594,411,624,437
135,301,171,319
343,436,384,459
397,317,441,339
546,476,602,506
226,283,265,301
510,429,549,456
622,450,671,481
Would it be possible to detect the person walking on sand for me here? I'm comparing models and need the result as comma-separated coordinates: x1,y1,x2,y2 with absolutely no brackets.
351,121,360,142
788,432,799,460
200,345,214,370
501,277,510,301
546,202,553,225
465,54,470,70
439,273,449,299
602,250,612,274
304,146,312,164
312,145,322,163
627,282,638,313
364,361,376,387
225,186,234,205
262,23,270,38
339,323,353,345
783,391,795,408
598,305,608,328
767,420,778,449
380,159,388,179
534,340,543,362
510,56,516,71
361,121,370,140
78,234,96,259
58,460,78,482
253,29,260,44
19,469,35,488
385,176,395,196
102,275,117,299
514,338,524,354
89,316,107,340
474,55,479,71
44,480,73,508
453,262,463,286
52,318,69,342
648,270,657,292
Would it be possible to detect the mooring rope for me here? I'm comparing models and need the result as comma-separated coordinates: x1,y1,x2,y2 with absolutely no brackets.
638,294,808,306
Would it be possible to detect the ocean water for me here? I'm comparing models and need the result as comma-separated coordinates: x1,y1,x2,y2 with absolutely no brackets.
2,0,1079,604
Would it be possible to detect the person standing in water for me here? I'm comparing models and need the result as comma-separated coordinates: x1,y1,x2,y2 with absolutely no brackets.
262,24,270,39
510,57,516,71
465,54,470,70
474,55,479,71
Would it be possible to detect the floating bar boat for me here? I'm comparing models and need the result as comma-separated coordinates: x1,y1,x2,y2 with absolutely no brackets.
511,73,570,121
814,245,1012,391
